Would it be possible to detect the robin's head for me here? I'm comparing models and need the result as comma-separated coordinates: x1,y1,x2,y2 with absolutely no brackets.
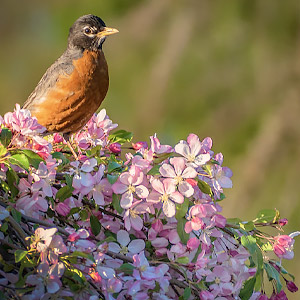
68,14,118,51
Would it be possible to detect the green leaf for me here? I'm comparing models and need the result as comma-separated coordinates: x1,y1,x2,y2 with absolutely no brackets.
254,270,263,291
69,207,81,215
264,263,282,291
197,179,212,195
0,128,12,147
176,256,189,264
107,174,119,185
1,222,8,232
147,164,161,176
14,250,28,263
182,287,192,300
65,174,73,187
52,151,70,164
9,154,30,171
79,209,89,221
109,130,133,144
107,161,122,173
22,149,44,169
226,218,242,225
176,197,189,219
90,215,101,236
176,217,189,244
112,193,123,214
6,167,19,198
261,242,273,251
239,221,255,232
255,209,276,223
68,251,95,262
241,236,263,272
0,145,7,157
239,276,256,300
118,263,134,275
11,208,21,223
154,152,174,164
56,185,74,202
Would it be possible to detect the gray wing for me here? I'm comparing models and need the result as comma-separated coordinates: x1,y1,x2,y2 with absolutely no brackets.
22,48,82,110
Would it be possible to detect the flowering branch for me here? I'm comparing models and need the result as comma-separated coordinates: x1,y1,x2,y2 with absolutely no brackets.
0,105,298,299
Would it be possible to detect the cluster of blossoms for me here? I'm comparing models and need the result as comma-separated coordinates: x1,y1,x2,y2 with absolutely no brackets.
0,104,298,299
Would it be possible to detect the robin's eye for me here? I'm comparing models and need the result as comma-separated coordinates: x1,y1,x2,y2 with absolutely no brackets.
84,27,92,34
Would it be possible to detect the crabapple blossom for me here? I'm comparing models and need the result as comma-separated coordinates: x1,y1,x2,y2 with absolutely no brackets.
147,178,184,218
159,157,198,197
0,106,297,300
112,165,149,208
108,229,145,256
175,133,211,167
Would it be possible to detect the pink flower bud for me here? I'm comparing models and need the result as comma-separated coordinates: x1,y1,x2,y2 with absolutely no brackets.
276,290,288,300
186,178,198,187
53,133,64,143
56,202,70,216
109,142,121,154
132,141,148,150
278,218,288,226
90,271,102,283
286,281,298,292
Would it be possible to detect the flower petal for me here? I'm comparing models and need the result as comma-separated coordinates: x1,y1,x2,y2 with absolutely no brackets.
117,230,130,247
178,181,194,197
120,191,133,209
135,185,149,198
159,164,176,178
162,200,176,218
169,191,184,204
128,239,145,254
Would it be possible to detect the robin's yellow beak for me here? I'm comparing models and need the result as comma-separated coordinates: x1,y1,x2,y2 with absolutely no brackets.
97,27,119,37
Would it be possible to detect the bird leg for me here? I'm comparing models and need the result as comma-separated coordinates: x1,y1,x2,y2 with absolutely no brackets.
63,133,79,160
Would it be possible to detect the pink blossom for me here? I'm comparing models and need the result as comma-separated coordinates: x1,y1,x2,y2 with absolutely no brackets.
150,134,173,154
175,133,211,167
273,234,295,259
147,178,184,218
108,230,145,256
124,201,148,231
112,166,149,208
159,157,197,197
132,141,148,150
4,104,46,136
109,142,121,154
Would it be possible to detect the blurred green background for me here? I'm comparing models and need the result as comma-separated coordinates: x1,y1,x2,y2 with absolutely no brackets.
1,0,300,297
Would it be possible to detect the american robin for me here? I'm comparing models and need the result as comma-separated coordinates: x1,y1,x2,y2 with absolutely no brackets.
22,14,118,157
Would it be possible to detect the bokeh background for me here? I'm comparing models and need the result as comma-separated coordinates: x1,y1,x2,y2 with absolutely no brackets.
1,0,300,297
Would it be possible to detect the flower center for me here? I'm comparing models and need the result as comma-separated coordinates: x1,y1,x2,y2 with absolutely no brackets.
187,154,195,162
174,175,183,185
159,193,169,203
215,277,221,284
120,246,128,255
128,185,135,194
130,209,137,218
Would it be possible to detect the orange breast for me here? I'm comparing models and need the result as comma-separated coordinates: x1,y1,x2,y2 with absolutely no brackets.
33,50,109,133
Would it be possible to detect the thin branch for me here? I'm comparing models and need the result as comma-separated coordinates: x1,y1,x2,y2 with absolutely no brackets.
21,214,69,236
8,216,29,248
0,239,24,250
